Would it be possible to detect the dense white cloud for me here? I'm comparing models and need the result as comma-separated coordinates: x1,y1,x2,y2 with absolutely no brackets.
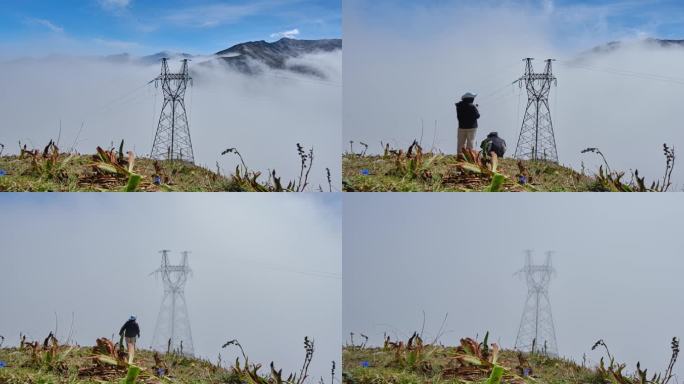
0,193,341,379
0,51,342,189
344,193,684,378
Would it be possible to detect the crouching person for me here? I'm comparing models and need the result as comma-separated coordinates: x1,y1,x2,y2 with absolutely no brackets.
480,132,506,159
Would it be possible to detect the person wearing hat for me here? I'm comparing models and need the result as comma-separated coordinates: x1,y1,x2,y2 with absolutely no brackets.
119,316,140,364
480,132,507,158
455,92,480,156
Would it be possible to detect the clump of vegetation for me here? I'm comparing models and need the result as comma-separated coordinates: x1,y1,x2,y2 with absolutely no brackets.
592,338,679,384
19,140,76,182
582,144,675,192
221,143,333,192
222,337,336,384
87,141,142,192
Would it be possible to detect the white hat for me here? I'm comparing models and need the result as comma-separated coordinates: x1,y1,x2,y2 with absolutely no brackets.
462,92,477,99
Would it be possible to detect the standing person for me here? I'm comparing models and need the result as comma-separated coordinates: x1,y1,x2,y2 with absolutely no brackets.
119,316,140,364
455,92,480,156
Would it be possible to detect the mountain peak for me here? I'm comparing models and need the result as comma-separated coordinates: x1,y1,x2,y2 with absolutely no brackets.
213,37,342,77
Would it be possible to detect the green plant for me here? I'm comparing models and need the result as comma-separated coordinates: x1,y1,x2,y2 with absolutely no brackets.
486,365,504,384
90,142,143,192
122,365,141,384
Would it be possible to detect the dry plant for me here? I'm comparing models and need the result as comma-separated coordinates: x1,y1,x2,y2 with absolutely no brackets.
223,144,327,192
582,144,675,192
223,336,326,384
593,337,679,384
19,140,75,181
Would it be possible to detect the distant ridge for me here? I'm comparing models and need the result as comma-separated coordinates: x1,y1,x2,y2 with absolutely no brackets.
214,37,342,77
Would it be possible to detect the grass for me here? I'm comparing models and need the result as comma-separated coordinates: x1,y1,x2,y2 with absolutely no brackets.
342,143,676,192
0,154,237,192
0,141,330,192
0,345,233,383
342,154,594,192
342,334,680,384
343,346,594,384
0,335,333,384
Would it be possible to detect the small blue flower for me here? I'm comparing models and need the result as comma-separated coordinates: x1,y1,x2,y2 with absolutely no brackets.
0,170,6,177
361,361,369,368
361,169,370,175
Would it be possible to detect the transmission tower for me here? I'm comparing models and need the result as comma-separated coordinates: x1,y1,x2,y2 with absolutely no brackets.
150,58,195,163
514,250,558,356
151,250,195,356
514,58,559,163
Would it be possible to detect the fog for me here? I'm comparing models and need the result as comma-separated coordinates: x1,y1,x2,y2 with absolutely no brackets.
0,194,341,380
343,0,684,188
0,50,341,189
344,193,684,377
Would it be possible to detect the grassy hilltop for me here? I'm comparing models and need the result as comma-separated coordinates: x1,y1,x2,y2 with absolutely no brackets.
0,141,328,192
342,333,680,384
342,143,676,192
0,335,328,384
0,345,225,384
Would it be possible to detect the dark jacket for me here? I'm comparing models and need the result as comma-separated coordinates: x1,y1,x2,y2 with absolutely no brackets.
481,134,507,157
119,320,140,338
456,100,480,129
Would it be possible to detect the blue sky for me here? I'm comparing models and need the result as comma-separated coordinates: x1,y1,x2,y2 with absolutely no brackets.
347,0,684,51
0,0,340,57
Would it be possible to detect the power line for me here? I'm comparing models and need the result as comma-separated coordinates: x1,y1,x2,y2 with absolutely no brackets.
559,61,684,85
229,256,341,280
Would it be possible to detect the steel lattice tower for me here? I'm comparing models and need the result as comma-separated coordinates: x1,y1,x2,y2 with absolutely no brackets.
151,250,195,356
514,58,559,163
150,59,195,163
514,251,558,356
